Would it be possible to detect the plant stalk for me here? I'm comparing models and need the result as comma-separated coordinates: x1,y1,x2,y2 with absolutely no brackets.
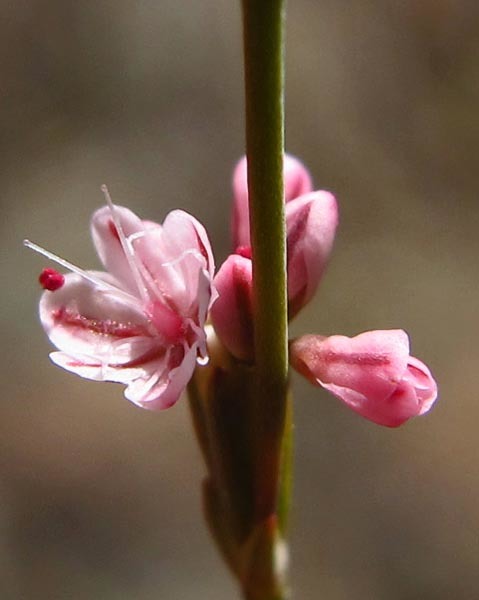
242,0,289,527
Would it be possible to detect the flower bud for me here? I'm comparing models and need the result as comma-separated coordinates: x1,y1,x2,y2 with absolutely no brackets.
210,253,254,361
290,330,437,427
286,191,338,319
232,154,313,248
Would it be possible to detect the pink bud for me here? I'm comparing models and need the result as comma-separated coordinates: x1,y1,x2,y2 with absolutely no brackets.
210,253,254,361
232,154,313,248
286,191,338,319
290,330,438,427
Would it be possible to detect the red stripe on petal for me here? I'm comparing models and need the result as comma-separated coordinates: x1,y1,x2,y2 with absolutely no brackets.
66,360,101,368
52,307,149,338
195,230,210,263
108,220,121,242
319,350,390,366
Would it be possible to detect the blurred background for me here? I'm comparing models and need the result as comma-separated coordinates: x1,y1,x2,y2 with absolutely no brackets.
2,1,478,598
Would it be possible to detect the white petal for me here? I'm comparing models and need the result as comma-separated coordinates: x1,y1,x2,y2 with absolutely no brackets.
125,344,198,410
130,211,214,316
91,204,155,294
50,351,152,384
40,272,157,366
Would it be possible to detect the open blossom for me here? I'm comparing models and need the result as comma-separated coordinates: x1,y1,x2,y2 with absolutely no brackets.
290,330,437,427
26,192,215,410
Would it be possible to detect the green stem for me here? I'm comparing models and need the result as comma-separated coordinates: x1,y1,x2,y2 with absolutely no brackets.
242,0,289,523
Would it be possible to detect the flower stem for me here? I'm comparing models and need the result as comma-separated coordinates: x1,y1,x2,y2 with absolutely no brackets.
242,2,291,599
189,5,291,599
242,0,289,524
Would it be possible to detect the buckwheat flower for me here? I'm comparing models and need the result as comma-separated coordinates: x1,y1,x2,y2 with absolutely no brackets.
25,188,215,410
290,330,438,427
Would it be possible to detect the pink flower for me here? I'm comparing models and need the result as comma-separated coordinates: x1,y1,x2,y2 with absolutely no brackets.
232,153,313,248
230,154,338,317
25,190,215,410
290,330,438,427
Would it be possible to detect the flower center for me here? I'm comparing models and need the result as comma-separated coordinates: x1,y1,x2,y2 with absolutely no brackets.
147,300,186,344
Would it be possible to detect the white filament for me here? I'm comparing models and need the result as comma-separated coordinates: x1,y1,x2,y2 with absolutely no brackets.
101,185,150,304
23,239,137,305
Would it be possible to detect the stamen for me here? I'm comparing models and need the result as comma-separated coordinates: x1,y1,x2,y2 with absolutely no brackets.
39,268,65,291
101,185,149,304
23,239,136,303
127,231,166,304
128,229,193,309
161,248,202,268
131,232,203,270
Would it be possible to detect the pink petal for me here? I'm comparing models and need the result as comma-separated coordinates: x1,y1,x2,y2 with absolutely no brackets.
50,351,154,384
125,344,198,410
286,191,338,318
91,205,151,293
403,356,438,414
232,154,313,248
130,210,214,316
319,379,419,427
283,154,314,201
40,272,157,366
51,343,198,411
162,210,215,280
210,254,254,361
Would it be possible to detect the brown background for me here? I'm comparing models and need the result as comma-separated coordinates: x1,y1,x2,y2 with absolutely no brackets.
1,1,478,598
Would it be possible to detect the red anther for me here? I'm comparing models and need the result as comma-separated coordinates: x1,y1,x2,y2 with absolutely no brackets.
39,268,65,291
235,245,252,259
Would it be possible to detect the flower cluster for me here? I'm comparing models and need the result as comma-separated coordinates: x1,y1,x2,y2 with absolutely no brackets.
212,155,437,426
27,158,437,426
211,155,338,359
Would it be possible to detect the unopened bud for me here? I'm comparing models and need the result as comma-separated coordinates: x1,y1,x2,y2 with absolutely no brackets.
210,253,254,361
